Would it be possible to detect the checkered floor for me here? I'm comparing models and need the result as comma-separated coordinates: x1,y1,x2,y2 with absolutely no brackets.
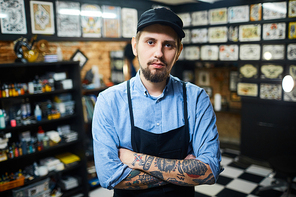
90,148,296,197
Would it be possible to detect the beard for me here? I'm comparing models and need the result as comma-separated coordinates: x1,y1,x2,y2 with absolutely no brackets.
140,58,170,83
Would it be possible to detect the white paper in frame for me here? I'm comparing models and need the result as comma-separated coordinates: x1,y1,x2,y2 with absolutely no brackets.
239,24,261,41
208,26,228,43
240,44,261,60
263,2,287,20
219,45,238,61
201,45,219,60
191,28,208,43
260,83,282,100
228,5,249,23
262,45,285,60
191,10,208,26
184,46,200,60
121,8,137,38
262,23,286,40
237,83,258,97
209,8,227,25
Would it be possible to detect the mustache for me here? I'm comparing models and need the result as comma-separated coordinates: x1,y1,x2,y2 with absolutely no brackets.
147,58,167,67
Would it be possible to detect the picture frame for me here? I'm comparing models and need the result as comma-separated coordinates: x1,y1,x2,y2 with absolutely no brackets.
184,46,200,60
178,12,191,27
260,64,284,79
237,83,258,97
102,5,121,38
239,24,261,41
239,64,258,79
121,8,138,38
208,26,228,43
191,10,208,26
289,22,296,39
262,23,286,40
240,44,261,60
262,45,285,60
289,0,296,18
250,3,262,21
70,49,88,69
201,45,219,60
228,5,249,23
209,7,227,25
287,44,296,60
81,4,102,38
228,26,239,42
263,2,287,20
191,28,208,43
260,83,282,100
219,45,239,61
182,29,191,44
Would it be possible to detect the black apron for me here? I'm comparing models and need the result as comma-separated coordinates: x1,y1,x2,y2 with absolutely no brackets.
114,80,194,197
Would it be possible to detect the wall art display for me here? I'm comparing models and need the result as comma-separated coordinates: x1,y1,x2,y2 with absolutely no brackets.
239,24,261,41
228,26,238,42
284,89,296,102
191,10,208,26
102,5,121,38
209,7,227,25
239,64,258,79
81,4,102,37
263,2,287,20
201,45,219,60
240,44,261,60
30,1,55,34
219,45,238,61
184,46,200,60
191,28,207,43
121,8,137,38
260,83,282,100
290,65,296,79
70,49,88,69
262,23,286,40
178,49,185,60
228,5,249,23
178,12,191,27
208,26,228,43
197,71,210,86
56,1,81,37
182,29,191,44
261,64,283,79
229,71,239,91
237,83,258,97
0,0,27,34
262,45,285,60
289,0,296,18
287,44,296,60
250,3,262,21
289,22,296,39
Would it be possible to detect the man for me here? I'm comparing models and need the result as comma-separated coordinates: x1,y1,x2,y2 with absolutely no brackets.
92,7,222,197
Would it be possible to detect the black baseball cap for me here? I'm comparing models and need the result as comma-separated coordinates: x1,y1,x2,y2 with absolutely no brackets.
137,7,185,39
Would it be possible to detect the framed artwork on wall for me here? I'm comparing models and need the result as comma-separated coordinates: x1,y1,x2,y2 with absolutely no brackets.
70,49,88,69
289,0,296,18
30,0,55,34
239,64,258,79
228,26,239,42
263,2,287,20
237,83,258,97
81,4,102,38
250,3,262,21
208,26,228,43
262,23,286,40
228,5,249,23
209,7,227,25
239,24,261,41
289,22,296,39
178,12,191,27
201,45,219,60
184,46,200,60
287,44,296,60
191,28,207,43
219,45,238,61
260,64,283,79
191,10,208,26
102,5,121,38
0,0,27,34
121,8,137,38
240,44,261,60
260,83,282,100
182,29,191,44
262,45,285,60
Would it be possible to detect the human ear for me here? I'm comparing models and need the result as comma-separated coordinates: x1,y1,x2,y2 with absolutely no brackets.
131,37,138,57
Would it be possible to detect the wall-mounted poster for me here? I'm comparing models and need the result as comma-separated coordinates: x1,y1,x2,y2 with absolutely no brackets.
228,5,249,23
250,3,262,21
237,83,258,97
240,44,261,60
261,64,283,79
262,45,285,60
81,4,102,38
289,22,296,39
262,23,286,40
289,0,296,18
197,71,210,86
290,65,296,79
287,44,296,60
209,8,227,25
30,1,55,34
121,8,137,38
182,29,191,44
102,5,121,38
239,64,258,79
260,83,282,100
191,28,207,43
201,45,219,60
228,26,238,42
219,45,238,61
239,24,261,41
191,10,208,26
178,13,191,27
0,0,27,34
263,2,287,20
284,89,296,102
56,1,81,37
184,46,200,60
208,26,227,43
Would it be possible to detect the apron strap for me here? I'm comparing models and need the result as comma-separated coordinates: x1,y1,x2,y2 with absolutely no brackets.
127,80,134,127
182,82,188,129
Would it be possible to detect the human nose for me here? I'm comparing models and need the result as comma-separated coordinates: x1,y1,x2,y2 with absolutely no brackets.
154,43,164,58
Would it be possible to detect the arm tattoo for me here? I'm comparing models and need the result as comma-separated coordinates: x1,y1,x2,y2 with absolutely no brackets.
193,173,215,184
155,158,176,172
143,156,154,170
182,159,207,178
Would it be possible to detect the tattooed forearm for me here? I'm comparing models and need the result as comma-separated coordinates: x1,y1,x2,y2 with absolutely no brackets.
181,159,207,178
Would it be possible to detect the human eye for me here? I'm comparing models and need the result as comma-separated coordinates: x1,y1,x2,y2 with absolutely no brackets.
147,40,155,45
165,42,176,49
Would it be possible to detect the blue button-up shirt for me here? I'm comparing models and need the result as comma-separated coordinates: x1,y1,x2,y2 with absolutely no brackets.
92,71,222,190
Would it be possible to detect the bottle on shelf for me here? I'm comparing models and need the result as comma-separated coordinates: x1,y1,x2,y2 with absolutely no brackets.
34,104,42,121
0,109,5,129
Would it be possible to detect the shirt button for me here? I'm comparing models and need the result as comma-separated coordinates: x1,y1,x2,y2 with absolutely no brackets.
156,123,160,126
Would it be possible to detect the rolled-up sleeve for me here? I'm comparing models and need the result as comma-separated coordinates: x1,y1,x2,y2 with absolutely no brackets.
92,93,132,189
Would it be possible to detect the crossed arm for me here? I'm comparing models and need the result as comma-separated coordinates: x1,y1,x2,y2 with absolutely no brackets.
115,148,215,190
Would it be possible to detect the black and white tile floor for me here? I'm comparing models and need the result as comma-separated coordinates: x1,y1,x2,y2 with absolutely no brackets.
89,148,296,197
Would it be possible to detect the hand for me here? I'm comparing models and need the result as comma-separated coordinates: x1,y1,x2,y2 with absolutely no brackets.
118,148,135,168
184,154,196,160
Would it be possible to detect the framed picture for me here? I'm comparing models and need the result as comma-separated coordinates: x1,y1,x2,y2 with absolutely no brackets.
228,26,239,42
239,24,261,41
0,0,27,34
240,44,261,60
289,22,296,39
239,64,258,79
287,44,296,60
289,65,296,79
201,45,219,60
30,1,55,34
263,2,287,20
81,4,102,38
70,49,88,69
219,45,239,61
209,8,227,25
229,71,239,91
228,5,249,23
262,23,286,40
250,3,262,21
197,71,210,86
121,8,137,38
262,45,285,60
208,26,228,43
102,5,121,38
191,10,208,26
260,83,282,100
178,12,191,27
184,46,200,60
289,0,296,18
260,64,283,79
284,89,296,102
237,83,258,97
200,86,213,98
191,28,208,43
56,1,81,37
182,29,191,44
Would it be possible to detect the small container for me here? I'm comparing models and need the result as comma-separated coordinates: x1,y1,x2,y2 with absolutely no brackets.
34,105,42,121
